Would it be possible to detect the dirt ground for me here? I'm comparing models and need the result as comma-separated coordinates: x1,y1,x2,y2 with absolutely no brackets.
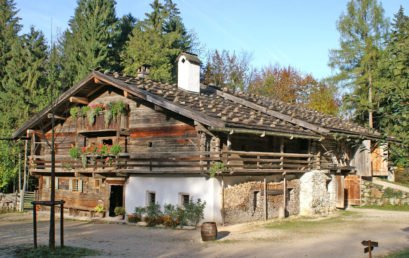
0,208,409,258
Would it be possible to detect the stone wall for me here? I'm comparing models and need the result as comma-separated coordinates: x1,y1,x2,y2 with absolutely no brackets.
361,180,409,206
0,192,19,211
223,179,300,223
299,170,336,216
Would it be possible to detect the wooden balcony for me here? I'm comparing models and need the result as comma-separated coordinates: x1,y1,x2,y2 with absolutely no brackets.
76,112,128,134
29,151,320,176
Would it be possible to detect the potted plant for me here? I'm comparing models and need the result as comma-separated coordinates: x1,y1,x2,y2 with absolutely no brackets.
94,204,105,218
114,206,126,220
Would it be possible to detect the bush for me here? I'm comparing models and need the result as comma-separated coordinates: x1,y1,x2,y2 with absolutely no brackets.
163,204,180,228
94,204,105,213
144,203,162,227
110,144,122,156
69,146,81,160
184,198,206,228
114,207,126,216
127,214,141,223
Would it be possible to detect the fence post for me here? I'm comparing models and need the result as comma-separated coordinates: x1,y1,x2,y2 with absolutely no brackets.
32,203,37,248
60,201,64,247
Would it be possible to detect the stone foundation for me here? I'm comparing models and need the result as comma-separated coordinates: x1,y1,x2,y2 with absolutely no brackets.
361,180,409,206
223,179,300,223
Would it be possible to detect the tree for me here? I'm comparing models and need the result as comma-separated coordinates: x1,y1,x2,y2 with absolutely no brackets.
329,0,389,128
59,0,119,87
0,0,21,80
203,49,253,92
122,0,196,82
376,6,409,165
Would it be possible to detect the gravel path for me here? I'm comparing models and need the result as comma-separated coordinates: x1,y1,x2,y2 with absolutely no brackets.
0,208,408,258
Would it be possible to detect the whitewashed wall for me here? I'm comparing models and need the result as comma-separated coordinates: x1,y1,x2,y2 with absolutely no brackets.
125,176,223,222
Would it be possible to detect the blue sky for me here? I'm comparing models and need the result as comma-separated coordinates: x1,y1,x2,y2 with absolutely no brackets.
15,0,409,80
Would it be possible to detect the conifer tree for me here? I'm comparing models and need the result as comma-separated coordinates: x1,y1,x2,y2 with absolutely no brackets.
123,0,195,82
60,0,119,87
377,6,409,165
329,0,389,128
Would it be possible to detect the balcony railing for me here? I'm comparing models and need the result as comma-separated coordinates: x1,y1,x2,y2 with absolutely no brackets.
29,150,319,175
76,112,128,132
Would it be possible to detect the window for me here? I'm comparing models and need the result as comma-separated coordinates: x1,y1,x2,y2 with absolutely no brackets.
179,193,190,207
70,179,83,192
253,191,260,212
102,139,113,145
146,191,156,205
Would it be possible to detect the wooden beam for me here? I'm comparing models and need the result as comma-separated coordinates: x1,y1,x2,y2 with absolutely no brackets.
47,114,66,120
194,122,216,138
216,90,330,135
264,177,267,221
124,90,129,98
69,96,89,105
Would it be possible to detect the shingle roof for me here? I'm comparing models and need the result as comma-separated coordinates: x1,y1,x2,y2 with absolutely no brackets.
12,70,381,140
103,71,379,139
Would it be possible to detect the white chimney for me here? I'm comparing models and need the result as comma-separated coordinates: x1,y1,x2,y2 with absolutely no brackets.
177,52,201,93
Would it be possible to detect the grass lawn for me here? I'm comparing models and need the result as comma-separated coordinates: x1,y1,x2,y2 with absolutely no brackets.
356,204,409,211
383,247,409,258
265,210,359,230
13,245,99,258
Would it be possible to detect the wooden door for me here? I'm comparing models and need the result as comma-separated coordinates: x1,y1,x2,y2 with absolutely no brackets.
344,175,361,206
336,175,345,209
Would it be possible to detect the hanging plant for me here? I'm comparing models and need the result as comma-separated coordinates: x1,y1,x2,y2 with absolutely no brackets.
69,146,81,159
81,106,90,117
87,109,97,126
209,162,226,177
111,101,127,118
70,107,81,119
104,109,113,127
110,144,122,157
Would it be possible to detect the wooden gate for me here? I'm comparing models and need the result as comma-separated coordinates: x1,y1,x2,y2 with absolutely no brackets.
344,175,361,206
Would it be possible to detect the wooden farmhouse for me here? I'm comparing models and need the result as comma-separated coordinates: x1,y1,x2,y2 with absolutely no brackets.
13,53,390,223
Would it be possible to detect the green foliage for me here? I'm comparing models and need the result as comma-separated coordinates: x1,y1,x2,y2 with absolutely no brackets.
94,204,105,213
383,187,403,199
329,0,389,127
209,162,226,177
385,247,409,257
104,109,112,127
375,7,409,165
358,204,409,211
114,206,126,216
59,0,120,86
134,206,146,217
122,0,196,82
14,245,100,258
69,146,81,160
163,204,179,228
70,106,81,119
110,144,122,156
204,50,252,92
110,101,127,118
183,198,206,228
145,203,162,226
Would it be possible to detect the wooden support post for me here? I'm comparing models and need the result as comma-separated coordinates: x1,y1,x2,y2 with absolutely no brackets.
264,177,267,221
60,202,64,248
221,177,225,226
283,174,287,218
280,138,284,171
33,203,37,248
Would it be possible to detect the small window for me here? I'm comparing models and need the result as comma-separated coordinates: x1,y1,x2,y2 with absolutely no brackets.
179,193,190,207
71,179,83,192
146,191,156,205
102,139,113,145
148,142,153,148
253,191,260,212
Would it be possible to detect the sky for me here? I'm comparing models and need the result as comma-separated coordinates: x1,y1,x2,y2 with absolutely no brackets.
14,0,409,80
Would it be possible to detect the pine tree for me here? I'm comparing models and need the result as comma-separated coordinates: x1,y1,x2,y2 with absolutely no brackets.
329,0,389,128
0,0,21,80
377,6,409,165
122,0,195,82
60,0,119,87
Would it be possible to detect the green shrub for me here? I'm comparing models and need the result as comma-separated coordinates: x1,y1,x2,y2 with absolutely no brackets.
163,204,179,228
127,214,141,223
70,107,81,119
145,203,162,227
383,187,403,198
184,198,206,228
209,162,226,177
94,204,105,213
114,207,126,216
110,144,122,156
134,206,146,217
69,147,81,160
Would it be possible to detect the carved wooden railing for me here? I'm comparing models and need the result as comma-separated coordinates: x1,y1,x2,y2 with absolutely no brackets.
76,112,128,132
29,151,318,175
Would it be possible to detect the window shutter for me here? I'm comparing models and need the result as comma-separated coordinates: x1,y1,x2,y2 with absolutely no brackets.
69,179,73,191
79,179,83,193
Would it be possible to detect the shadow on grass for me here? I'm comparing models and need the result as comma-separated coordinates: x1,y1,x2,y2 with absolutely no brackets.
10,244,100,258
217,231,230,240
